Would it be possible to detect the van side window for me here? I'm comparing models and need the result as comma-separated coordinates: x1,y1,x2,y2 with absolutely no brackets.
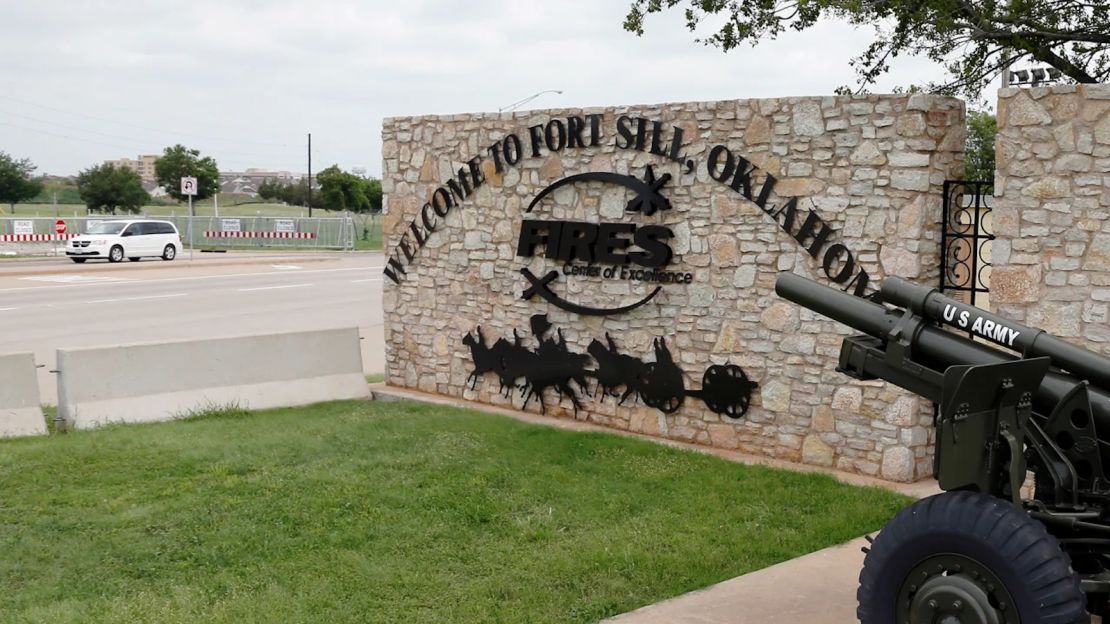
122,223,141,236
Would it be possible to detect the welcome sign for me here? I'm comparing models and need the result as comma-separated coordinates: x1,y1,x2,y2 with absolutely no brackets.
384,113,879,303
382,95,964,482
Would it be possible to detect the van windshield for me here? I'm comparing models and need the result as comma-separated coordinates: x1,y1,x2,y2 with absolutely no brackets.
86,222,128,235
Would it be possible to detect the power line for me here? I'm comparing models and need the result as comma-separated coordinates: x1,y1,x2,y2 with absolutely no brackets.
0,122,298,172
0,93,296,148
0,108,303,160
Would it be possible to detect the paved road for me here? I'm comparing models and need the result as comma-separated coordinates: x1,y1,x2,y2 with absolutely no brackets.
0,252,384,404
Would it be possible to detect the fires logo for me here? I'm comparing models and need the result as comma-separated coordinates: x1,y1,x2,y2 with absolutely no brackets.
517,165,693,316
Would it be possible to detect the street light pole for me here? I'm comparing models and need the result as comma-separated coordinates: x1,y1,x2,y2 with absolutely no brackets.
499,90,563,113
307,133,312,218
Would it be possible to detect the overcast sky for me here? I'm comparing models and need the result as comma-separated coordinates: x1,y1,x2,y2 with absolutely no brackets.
0,0,965,177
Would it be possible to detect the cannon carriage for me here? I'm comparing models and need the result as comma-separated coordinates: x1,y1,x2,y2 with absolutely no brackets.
777,273,1110,624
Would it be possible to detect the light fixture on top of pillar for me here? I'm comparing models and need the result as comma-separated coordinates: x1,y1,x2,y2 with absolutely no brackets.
1003,66,1065,88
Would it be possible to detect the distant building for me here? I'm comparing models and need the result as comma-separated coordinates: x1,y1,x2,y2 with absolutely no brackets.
104,155,159,181
218,169,305,197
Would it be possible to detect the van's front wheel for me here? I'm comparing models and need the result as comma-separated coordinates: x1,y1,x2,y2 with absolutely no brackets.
108,245,124,263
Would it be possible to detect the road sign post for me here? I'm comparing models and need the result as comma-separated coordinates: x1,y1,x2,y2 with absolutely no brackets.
181,177,198,261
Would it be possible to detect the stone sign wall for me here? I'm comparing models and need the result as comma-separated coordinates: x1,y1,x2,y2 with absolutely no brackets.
382,94,964,482
993,84,1110,354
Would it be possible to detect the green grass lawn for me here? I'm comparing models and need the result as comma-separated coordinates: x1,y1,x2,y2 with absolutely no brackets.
0,400,909,623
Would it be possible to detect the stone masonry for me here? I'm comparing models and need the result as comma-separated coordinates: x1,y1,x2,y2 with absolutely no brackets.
993,84,1110,353
382,95,964,482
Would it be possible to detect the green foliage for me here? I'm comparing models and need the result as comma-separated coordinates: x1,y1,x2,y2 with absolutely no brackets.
258,178,325,208
317,164,379,212
624,0,1110,100
0,399,908,623
29,177,84,204
255,177,281,201
0,152,44,211
76,164,150,215
965,110,997,182
365,177,383,212
254,171,379,213
153,144,220,202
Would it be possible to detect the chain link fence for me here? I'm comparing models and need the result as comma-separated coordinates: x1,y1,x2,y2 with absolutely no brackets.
0,214,380,255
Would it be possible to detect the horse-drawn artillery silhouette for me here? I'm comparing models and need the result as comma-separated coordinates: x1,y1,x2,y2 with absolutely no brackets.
462,315,757,417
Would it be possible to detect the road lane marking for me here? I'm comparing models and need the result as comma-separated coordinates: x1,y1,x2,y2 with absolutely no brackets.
86,293,187,304
21,275,133,284
0,307,18,311
0,265,383,293
350,278,383,283
239,283,313,292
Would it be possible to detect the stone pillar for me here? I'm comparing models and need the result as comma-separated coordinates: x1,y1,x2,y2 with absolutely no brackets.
993,84,1110,352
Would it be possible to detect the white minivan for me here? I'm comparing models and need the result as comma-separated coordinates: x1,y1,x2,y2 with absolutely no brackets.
67,220,182,263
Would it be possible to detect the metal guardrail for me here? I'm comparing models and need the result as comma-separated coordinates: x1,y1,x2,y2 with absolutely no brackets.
0,214,377,253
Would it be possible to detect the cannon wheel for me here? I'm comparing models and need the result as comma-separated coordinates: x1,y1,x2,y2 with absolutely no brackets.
858,491,1088,624
700,364,755,418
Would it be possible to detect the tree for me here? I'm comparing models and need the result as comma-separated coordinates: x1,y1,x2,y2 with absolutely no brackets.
256,178,280,201
317,165,371,212
365,177,383,213
623,0,1110,100
965,110,997,182
259,178,324,209
0,152,44,213
153,144,219,202
76,164,150,215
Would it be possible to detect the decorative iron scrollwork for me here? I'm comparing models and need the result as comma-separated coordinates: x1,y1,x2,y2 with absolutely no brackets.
941,180,994,307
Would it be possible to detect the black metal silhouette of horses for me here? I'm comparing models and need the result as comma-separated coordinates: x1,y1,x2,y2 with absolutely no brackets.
463,320,756,419
462,327,515,394
510,317,589,414
588,332,648,405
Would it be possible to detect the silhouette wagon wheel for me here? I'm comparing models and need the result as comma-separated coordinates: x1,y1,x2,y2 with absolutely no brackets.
639,362,684,413
700,364,756,419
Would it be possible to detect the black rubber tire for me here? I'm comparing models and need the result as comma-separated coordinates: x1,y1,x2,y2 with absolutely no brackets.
70,258,86,263
128,257,140,262
108,245,124,263
858,490,1088,624
162,244,176,261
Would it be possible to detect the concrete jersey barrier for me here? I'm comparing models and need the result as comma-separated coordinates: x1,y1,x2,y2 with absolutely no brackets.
0,352,46,437
57,328,371,429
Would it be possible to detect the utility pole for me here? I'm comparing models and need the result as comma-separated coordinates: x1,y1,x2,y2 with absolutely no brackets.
307,133,313,218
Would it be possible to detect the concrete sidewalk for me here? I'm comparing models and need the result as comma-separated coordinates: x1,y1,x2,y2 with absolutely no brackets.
603,537,869,624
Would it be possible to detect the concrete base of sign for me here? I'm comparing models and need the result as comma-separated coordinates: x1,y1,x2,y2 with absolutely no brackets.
0,352,46,438
58,328,371,429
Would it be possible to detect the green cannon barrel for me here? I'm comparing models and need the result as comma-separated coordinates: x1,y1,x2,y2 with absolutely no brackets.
774,272,1110,432
881,276,1110,391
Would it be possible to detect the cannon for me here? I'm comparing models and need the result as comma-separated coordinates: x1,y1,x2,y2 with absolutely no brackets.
776,272,1110,624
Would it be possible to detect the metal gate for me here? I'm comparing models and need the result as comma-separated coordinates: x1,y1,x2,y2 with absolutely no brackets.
940,180,995,307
